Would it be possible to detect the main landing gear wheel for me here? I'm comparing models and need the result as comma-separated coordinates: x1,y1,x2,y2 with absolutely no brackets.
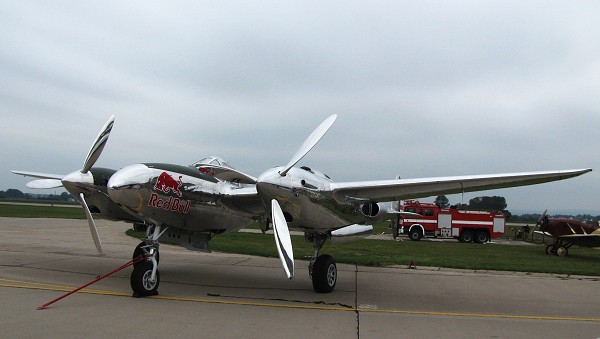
556,246,568,257
132,242,160,268
545,244,556,255
312,254,337,293
131,261,160,297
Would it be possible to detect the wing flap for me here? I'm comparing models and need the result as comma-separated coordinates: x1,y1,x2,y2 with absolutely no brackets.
331,169,591,203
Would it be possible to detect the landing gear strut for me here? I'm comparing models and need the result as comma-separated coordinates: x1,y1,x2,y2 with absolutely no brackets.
130,224,167,297
306,233,337,293
545,238,573,257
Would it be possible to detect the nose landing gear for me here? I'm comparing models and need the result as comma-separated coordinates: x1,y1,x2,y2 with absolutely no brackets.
307,233,337,293
130,224,166,297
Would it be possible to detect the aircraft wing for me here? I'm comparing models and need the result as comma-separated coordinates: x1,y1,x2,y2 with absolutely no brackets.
330,169,591,203
217,184,264,215
558,233,600,247
533,230,552,237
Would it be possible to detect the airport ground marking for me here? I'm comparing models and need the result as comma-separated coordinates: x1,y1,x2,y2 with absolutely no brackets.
1,277,600,322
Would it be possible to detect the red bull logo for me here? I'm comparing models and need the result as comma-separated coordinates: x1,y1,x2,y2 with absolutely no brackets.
153,172,183,197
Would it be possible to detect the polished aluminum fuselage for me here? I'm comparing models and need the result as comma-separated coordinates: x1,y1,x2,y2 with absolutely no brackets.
108,163,260,233
108,163,365,234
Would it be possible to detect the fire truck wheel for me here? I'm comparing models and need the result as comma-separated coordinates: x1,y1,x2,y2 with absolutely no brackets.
460,230,474,243
474,231,489,244
409,228,423,241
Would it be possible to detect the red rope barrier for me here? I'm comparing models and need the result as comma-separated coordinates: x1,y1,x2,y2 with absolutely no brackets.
37,255,147,310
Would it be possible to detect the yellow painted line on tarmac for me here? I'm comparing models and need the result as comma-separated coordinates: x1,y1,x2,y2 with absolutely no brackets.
1,277,599,322
359,308,600,323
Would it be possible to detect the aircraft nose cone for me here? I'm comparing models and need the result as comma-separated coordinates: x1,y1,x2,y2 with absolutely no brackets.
107,164,151,209
256,167,293,202
61,170,94,191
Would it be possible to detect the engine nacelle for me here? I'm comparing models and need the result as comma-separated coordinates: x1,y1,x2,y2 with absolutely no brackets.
361,202,378,217
360,202,387,222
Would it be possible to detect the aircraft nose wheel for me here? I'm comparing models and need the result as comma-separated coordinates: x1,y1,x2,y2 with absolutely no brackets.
132,242,160,268
131,261,160,297
311,254,337,293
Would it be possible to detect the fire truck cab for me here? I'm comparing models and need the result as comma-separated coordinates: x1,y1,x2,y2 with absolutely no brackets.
399,200,505,243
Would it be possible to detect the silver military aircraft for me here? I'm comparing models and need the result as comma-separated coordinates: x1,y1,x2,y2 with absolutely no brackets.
12,115,591,296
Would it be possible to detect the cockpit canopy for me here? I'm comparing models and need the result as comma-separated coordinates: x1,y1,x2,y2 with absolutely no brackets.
192,156,233,169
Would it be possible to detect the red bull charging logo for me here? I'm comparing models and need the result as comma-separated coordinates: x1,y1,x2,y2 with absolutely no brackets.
153,172,183,197
149,172,191,214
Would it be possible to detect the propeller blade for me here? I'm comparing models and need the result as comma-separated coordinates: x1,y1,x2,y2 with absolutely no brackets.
537,209,548,225
78,193,103,253
82,115,115,173
11,170,64,180
531,209,548,240
279,114,337,176
26,179,63,189
271,199,294,279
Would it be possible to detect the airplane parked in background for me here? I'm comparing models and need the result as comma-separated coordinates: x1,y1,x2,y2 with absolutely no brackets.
533,210,600,256
13,115,591,296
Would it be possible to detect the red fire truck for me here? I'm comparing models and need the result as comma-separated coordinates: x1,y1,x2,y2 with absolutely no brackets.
399,200,505,243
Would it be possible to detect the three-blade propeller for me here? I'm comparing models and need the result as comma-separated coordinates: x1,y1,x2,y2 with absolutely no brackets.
261,114,337,279
12,115,115,253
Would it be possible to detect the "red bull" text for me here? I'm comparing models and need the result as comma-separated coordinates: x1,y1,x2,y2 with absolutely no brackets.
148,193,191,214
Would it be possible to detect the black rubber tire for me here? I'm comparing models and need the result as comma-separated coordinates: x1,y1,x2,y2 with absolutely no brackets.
460,230,474,243
132,242,159,268
130,261,159,297
474,231,489,244
312,255,337,293
408,228,423,241
545,244,556,255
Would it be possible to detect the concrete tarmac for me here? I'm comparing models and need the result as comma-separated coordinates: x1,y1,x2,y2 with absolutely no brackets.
0,217,599,338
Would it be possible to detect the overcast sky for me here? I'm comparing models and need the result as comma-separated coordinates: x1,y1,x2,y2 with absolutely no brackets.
1,1,599,213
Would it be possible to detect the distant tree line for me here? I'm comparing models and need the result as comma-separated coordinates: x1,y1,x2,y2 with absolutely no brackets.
0,189,73,201
433,195,600,224
434,195,507,213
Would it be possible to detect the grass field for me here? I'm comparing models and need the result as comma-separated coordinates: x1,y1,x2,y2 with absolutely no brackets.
4,202,600,276
206,232,600,276
0,203,85,219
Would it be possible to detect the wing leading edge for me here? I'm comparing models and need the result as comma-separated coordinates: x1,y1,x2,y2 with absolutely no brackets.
330,168,591,203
